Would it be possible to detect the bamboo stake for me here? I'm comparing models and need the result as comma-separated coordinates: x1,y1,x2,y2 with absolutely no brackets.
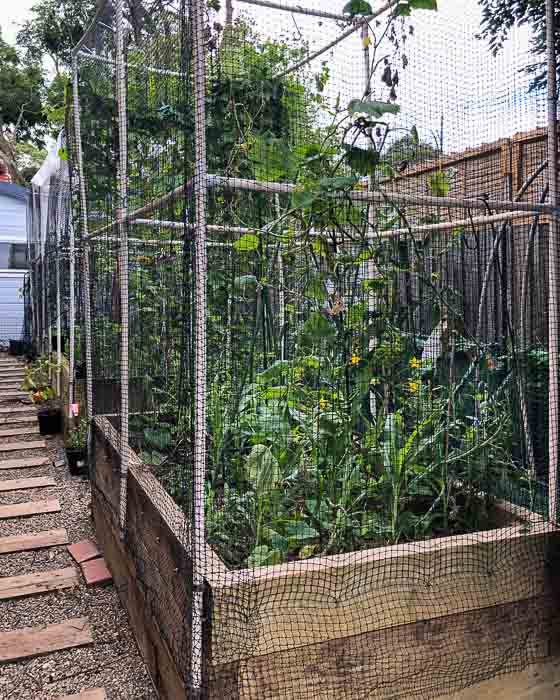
207,174,555,214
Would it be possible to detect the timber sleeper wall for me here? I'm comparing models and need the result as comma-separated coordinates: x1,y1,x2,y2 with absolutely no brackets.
91,417,560,699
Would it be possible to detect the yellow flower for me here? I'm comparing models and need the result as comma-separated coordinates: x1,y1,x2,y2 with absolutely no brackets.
409,357,421,370
408,381,420,394
350,354,361,366
319,398,329,410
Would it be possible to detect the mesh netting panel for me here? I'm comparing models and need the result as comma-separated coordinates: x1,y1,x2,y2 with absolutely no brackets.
60,0,560,698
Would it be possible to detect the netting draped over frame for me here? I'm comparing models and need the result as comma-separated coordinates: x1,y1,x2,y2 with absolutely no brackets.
60,0,560,697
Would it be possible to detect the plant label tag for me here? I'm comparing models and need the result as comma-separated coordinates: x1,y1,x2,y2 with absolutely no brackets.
54,459,66,468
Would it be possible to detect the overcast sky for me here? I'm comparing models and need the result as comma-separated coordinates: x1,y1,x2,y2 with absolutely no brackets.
0,0,545,153
0,0,35,45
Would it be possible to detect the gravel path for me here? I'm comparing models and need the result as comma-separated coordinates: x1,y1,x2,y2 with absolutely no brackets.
0,383,157,699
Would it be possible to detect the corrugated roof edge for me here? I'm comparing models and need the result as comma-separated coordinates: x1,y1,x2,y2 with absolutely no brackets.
0,182,29,203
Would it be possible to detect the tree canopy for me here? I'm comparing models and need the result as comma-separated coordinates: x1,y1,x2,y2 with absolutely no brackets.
0,31,45,183
478,0,560,92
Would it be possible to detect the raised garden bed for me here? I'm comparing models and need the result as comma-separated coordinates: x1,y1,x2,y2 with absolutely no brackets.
91,416,560,700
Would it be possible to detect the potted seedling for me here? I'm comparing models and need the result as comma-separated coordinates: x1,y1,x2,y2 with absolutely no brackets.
65,418,88,475
22,356,63,435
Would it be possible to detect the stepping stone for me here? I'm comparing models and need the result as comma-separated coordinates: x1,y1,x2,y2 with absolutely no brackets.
0,476,56,493
0,385,23,391
0,392,29,400
0,528,68,554
81,558,112,587
68,540,101,565
0,567,79,601
0,440,46,452
0,456,50,470
0,427,39,438
0,415,38,425
0,617,93,663
0,406,36,414
57,690,108,700
0,499,61,519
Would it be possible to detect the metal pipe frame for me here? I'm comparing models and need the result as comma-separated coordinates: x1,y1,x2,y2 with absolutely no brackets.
207,175,556,214
55,182,64,395
115,0,131,536
72,57,95,428
76,50,186,78
546,0,559,524
191,0,209,693
235,0,355,22
86,175,555,245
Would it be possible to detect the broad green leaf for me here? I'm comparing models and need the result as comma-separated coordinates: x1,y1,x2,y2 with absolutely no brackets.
261,386,288,400
347,302,367,329
248,545,282,567
299,544,318,559
256,360,291,384
356,247,374,263
395,1,411,15
291,188,318,209
411,125,419,145
301,312,336,346
428,169,451,197
144,428,172,451
234,274,258,292
305,274,328,302
234,233,259,252
410,0,437,9
300,355,321,370
262,528,289,553
246,444,281,496
319,176,359,191
285,521,319,541
343,0,373,16
312,238,328,256
344,145,380,176
348,99,401,118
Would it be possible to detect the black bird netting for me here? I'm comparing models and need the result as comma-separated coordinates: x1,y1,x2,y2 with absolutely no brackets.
34,0,560,697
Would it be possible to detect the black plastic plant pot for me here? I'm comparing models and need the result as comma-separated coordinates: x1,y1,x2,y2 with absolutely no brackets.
52,335,68,352
66,448,88,476
76,363,86,380
8,340,24,356
37,410,62,436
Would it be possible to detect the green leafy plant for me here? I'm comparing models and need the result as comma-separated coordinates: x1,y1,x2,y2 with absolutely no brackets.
66,418,88,451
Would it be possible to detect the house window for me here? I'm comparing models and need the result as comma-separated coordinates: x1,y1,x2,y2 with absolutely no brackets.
0,244,27,270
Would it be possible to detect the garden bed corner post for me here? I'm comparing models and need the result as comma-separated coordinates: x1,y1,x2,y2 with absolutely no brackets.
546,0,559,524
191,0,209,695
115,0,131,537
